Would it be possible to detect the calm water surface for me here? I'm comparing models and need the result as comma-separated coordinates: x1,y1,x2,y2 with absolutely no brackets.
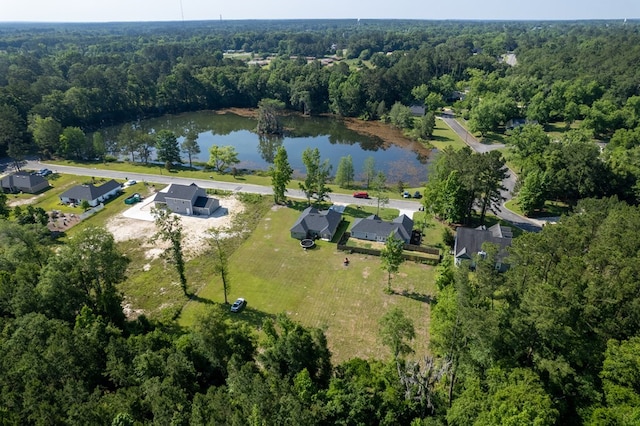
102,111,431,185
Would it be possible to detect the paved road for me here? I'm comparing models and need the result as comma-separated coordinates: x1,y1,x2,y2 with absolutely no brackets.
23,160,423,215
438,114,541,232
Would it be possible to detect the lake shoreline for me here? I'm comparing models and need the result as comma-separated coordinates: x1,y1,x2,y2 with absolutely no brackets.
215,107,432,158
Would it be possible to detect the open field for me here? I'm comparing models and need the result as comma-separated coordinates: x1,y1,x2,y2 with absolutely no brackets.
178,203,437,363
7,168,436,361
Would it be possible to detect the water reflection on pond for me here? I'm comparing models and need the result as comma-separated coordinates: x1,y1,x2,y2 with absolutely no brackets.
102,111,431,185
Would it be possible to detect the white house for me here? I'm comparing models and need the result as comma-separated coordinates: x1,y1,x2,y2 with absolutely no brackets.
59,179,122,207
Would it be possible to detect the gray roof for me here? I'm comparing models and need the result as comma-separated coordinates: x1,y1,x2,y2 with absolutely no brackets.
290,206,342,237
154,183,200,203
193,196,217,210
1,171,47,189
351,214,414,241
60,179,121,201
454,224,513,262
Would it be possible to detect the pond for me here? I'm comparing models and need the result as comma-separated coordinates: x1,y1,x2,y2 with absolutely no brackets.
101,110,432,186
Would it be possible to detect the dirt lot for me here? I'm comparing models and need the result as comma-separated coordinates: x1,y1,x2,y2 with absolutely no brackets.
106,193,244,260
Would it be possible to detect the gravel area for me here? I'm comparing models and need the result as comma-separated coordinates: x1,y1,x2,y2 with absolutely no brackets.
106,191,244,259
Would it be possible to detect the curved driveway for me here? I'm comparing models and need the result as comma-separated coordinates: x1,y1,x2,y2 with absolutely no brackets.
439,114,541,232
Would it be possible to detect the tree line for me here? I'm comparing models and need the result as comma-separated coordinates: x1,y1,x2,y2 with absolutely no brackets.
0,19,602,162
3,194,639,424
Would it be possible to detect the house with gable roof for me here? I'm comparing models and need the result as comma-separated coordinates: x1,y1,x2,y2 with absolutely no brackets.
59,179,122,207
1,171,49,194
454,223,513,271
290,206,342,241
153,183,219,216
350,214,414,243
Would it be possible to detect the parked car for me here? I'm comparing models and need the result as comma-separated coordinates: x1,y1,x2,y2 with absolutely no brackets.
353,191,369,199
37,168,52,176
413,191,422,199
402,191,411,198
123,179,136,187
230,298,246,312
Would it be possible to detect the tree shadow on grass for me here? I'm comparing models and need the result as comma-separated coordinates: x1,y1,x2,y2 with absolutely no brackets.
332,220,351,244
188,293,216,305
342,205,373,219
182,296,276,330
287,200,333,212
227,306,276,330
430,134,454,142
394,289,435,304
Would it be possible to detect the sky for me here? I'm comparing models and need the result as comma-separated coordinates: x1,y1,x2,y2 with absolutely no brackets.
1,0,639,22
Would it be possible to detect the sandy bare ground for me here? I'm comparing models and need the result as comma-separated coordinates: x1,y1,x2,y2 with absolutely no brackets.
8,193,45,207
106,192,244,260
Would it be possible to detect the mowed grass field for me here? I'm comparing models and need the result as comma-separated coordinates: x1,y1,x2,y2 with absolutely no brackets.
11,168,437,361
179,204,437,363
430,118,467,151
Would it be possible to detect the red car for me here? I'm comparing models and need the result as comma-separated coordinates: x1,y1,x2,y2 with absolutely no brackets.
353,191,369,199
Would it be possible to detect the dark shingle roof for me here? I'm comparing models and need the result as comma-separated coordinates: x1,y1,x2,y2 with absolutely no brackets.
166,183,200,201
351,214,414,241
194,196,217,210
60,179,121,201
154,183,201,203
1,171,47,189
454,224,513,262
290,206,342,237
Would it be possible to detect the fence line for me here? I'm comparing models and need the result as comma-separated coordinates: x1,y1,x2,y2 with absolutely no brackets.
337,232,441,265
79,203,105,220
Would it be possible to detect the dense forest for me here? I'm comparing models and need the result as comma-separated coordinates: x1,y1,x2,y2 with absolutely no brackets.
2,19,640,425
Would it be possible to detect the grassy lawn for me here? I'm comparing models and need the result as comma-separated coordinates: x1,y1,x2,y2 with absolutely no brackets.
12,169,434,361
412,211,450,247
11,173,93,214
45,159,413,201
64,182,157,237
545,120,583,140
505,198,570,219
20,173,158,238
430,119,466,151
178,203,436,363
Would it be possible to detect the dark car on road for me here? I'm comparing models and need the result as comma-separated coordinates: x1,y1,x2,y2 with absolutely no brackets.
230,298,246,312
353,191,369,199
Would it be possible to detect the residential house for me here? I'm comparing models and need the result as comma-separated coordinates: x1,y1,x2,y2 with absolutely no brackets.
505,118,538,130
153,183,219,216
290,206,342,241
350,214,414,244
409,105,426,116
1,171,49,194
59,179,122,207
454,224,513,271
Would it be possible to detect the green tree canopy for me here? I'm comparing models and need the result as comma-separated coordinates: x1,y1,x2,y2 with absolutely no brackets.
155,129,181,169
207,145,240,173
269,145,293,204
